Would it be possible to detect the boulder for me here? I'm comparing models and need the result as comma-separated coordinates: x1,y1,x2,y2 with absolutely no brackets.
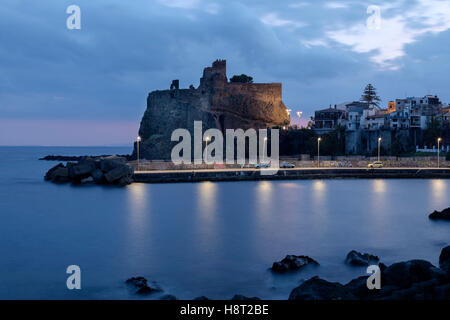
104,165,132,183
44,163,65,181
230,295,261,300
125,277,162,295
382,260,446,288
159,294,177,300
193,296,210,300
100,157,127,173
289,276,356,300
271,255,319,273
69,161,96,180
91,169,105,184
439,246,450,275
429,207,450,221
345,250,380,266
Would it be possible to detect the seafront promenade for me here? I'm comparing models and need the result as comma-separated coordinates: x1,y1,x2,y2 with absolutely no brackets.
133,167,450,183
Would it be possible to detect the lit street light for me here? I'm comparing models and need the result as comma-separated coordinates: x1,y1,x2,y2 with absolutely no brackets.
205,136,211,163
262,136,268,163
317,137,322,168
136,136,141,171
378,137,382,162
437,137,442,168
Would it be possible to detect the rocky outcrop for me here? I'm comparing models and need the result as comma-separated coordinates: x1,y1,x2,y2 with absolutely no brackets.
230,294,261,300
44,156,134,186
345,250,380,266
429,207,450,221
439,246,450,275
271,255,319,273
125,277,163,295
289,276,356,300
290,248,450,300
134,60,290,160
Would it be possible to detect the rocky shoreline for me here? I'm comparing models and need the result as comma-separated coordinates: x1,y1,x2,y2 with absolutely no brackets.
126,246,450,300
44,156,134,186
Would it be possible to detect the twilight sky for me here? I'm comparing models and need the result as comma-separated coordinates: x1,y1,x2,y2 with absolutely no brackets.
1,0,450,146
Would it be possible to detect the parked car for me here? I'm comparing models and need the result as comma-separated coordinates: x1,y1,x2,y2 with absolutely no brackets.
280,162,295,168
368,161,383,168
254,163,270,168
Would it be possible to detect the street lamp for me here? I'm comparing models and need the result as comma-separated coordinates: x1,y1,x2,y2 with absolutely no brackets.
136,136,141,171
205,136,211,163
378,137,382,162
263,136,268,163
317,137,322,168
437,137,442,168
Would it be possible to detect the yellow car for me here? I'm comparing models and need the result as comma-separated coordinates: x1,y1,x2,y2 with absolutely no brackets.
368,161,383,168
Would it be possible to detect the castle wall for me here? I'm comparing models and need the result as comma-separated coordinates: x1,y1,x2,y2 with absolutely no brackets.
134,60,290,160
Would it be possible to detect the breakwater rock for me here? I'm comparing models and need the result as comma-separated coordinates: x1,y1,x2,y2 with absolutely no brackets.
44,156,134,186
429,207,450,221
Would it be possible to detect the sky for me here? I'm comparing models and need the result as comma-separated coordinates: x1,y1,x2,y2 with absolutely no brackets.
1,0,450,146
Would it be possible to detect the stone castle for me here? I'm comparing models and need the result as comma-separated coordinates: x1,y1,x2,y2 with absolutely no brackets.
134,60,290,160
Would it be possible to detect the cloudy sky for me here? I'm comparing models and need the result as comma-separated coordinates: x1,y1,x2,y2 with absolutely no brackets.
1,0,450,145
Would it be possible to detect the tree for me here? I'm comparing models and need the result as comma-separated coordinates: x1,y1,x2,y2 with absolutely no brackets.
361,83,381,108
230,74,253,83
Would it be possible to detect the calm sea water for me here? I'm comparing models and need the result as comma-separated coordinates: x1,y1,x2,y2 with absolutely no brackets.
0,146,449,299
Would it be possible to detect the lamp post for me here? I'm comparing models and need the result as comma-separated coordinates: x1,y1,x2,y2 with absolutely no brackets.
205,136,211,164
136,136,141,171
437,137,442,168
317,137,322,168
263,136,268,163
378,137,382,162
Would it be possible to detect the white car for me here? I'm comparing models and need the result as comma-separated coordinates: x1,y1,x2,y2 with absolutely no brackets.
368,161,383,168
280,162,295,168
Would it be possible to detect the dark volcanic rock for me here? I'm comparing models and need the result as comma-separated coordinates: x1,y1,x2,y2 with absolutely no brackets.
345,250,380,266
100,157,127,172
382,260,446,288
159,294,177,300
69,160,96,181
230,294,261,301
44,163,65,181
289,276,356,300
271,255,319,273
125,277,162,295
439,246,450,275
193,296,210,300
104,164,132,183
429,208,450,221
91,169,105,184
44,157,133,186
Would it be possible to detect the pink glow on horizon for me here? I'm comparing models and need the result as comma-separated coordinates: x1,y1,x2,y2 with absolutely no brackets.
0,119,140,146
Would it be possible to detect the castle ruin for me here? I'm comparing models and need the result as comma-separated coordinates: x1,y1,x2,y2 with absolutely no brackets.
134,60,290,160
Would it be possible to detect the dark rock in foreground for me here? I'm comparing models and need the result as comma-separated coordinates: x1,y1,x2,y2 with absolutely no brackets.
439,246,450,275
271,255,319,273
429,208,450,221
345,250,380,266
193,296,210,300
44,156,134,186
294,251,450,300
159,294,177,300
231,294,261,300
289,276,356,300
125,277,162,295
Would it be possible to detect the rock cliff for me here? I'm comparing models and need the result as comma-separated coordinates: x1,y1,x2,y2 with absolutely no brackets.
133,60,290,160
